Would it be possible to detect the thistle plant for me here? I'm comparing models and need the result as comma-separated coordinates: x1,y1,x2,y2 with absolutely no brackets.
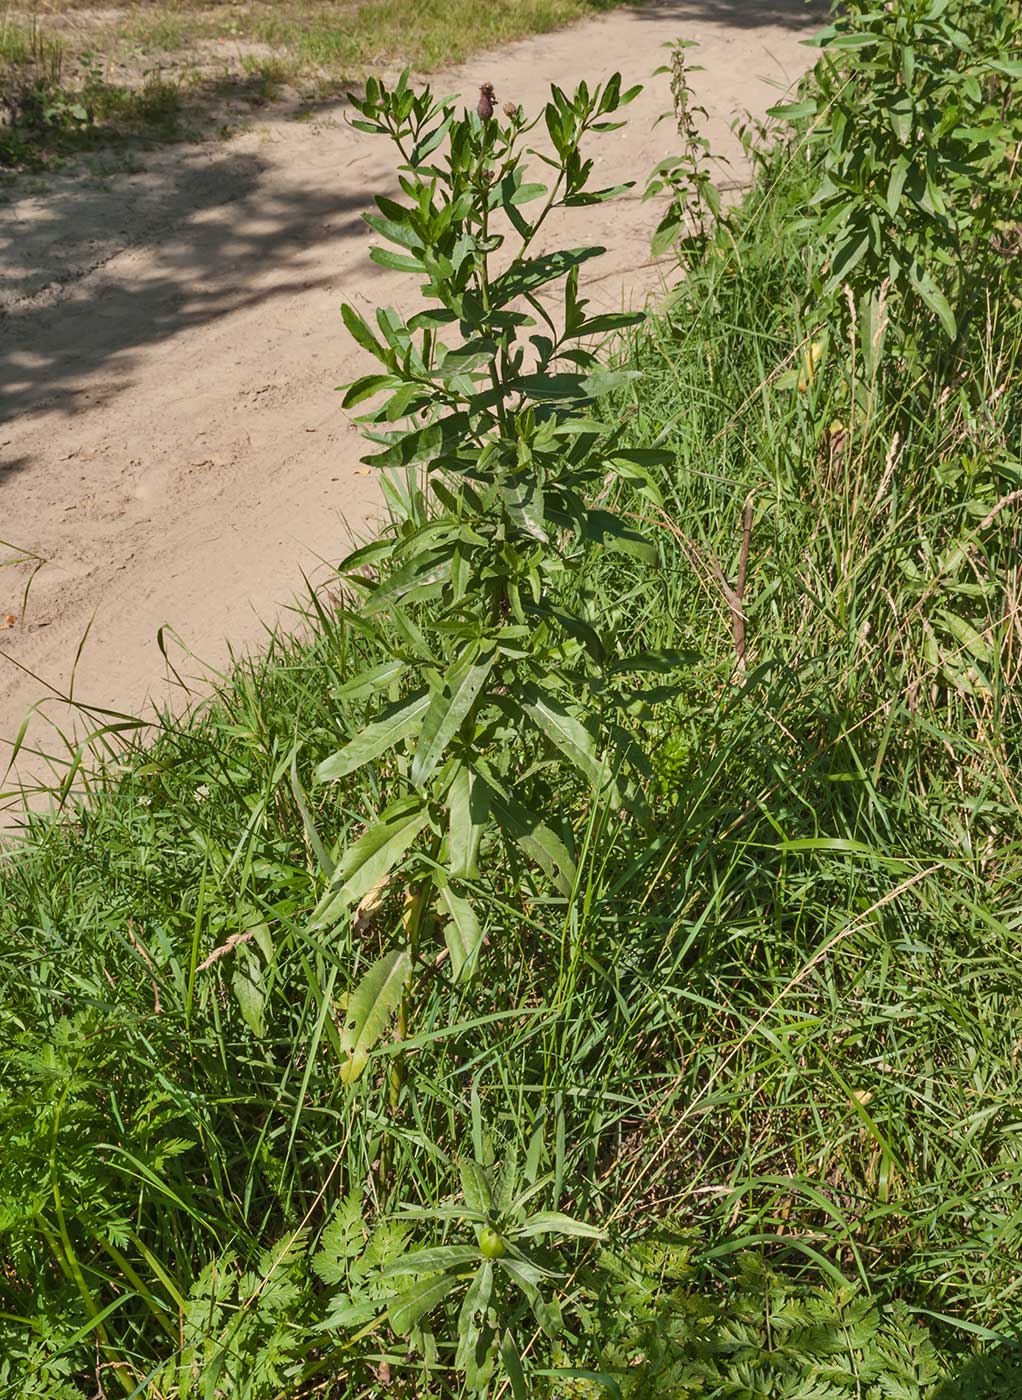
644,40,724,262
308,70,680,1096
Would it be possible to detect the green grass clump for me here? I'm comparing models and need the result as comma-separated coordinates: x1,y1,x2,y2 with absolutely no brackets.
0,15,183,169
130,14,189,52
283,0,622,73
3,27,1022,1400
587,143,1022,1307
2,0,629,169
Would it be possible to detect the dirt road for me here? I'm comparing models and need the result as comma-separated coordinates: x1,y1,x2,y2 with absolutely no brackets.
0,0,822,803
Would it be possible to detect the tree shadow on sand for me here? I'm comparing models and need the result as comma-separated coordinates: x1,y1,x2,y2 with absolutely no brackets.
631,0,830,30
0,135,378,432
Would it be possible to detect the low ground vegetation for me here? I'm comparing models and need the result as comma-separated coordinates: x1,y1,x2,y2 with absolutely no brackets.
3,0,1022,1395
0,0,621,168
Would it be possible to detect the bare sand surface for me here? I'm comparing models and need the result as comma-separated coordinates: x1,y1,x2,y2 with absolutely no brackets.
0,0,823,807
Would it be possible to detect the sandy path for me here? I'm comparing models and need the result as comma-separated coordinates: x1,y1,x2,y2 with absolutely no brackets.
0,0,822,802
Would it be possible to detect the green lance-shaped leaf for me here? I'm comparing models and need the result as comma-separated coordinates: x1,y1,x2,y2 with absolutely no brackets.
459,1158,493,1214
501,1332,529,1400
938,608,992,664
342,372,402,409
363,412,472,471
886,155,910,216
489,247,605,308
495,1256,547,1319
361,548,453,617
411,645,495,790
410,111,453,165
767,99,819,121
498,1256,562,1336
564,182,634,207
291,749,335,877
908,260,957,339
312,797,429,927
564,310,645,339
447,763,487,879
231,949,266,1039
479,771,576,895
337,946,411,1085
515,1211,606,1240
333,659,406,703
458,1260,496,1391
438,884,482,984
363,209,426,253
650,213,685,259
824,229,870,296
383,1245,481,1276
520,684,606,788
502,476,548,541
316,691,429,783
607,453,664,507
341,303,389,363
388,1272,462,1336
579,367,642,398
499,1254,557,1289
582,508,658,563
369,246,427,274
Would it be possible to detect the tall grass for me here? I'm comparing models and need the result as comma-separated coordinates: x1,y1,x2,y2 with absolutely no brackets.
3,48,1022,1400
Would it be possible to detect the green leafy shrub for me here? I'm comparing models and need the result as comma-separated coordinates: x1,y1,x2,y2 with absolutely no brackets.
771,0,1022,346
310,69,683,1104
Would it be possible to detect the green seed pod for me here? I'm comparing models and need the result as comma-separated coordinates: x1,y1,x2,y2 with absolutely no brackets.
478,1226,507,1259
